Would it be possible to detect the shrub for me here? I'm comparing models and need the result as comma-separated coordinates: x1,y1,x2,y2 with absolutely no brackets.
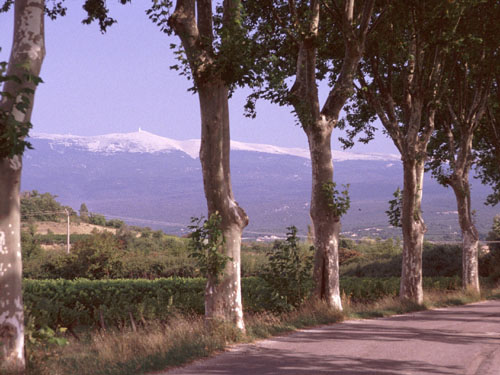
21,191,74,222
70,232,124,279
89,213,106,226
23,276,463,330
481,216,500,282
260,226,313,311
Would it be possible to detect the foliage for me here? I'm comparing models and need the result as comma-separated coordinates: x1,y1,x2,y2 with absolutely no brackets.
340,240,466,278
147,0,258,94
0,58,43,158
88,213,106,226
22,230,197,280
188,213,231,283
22,276,464,331
68,232,125,279
483,215,500,281
344,0,474,147
20,190,75,222
386,187,403,228
425,0,500,200
23,278,206,330
79,203,89,222
105,218,125,228
475,76,500,206
321,182,351,217
260,226,313,311
21,223,42,260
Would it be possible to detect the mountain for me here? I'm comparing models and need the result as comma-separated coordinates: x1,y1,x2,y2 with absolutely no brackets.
21,130,498,240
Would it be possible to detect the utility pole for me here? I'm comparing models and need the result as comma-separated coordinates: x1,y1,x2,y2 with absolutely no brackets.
65,208,70,254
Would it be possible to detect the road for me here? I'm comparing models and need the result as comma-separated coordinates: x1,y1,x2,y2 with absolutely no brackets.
163,299,500,375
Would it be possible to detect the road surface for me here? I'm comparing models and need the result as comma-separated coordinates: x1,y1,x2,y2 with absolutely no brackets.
163,299,500,375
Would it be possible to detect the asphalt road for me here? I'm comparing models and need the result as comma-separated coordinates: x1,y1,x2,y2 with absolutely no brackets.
163,299,500,375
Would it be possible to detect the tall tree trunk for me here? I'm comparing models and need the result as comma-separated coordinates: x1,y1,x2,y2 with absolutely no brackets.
306,123,342,310
451,176,480,292
0,0,45,372
0,158,24,373
400,158,425,304
169,0,248,330
198,81,248,330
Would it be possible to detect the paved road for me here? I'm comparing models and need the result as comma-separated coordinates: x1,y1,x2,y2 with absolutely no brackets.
164,300,500,375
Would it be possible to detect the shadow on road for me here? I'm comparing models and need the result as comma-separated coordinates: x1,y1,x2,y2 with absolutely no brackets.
175,348,461,374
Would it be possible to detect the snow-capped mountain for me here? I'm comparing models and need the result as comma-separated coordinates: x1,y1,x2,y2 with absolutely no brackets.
31,130,400,162
22,131,497,239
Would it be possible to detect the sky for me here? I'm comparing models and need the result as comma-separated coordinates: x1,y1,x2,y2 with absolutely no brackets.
0,1,398,154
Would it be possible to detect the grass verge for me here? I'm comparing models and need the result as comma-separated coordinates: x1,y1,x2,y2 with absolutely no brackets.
26,287,500,375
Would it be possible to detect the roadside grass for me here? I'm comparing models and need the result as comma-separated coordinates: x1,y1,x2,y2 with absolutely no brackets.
26,286,500,375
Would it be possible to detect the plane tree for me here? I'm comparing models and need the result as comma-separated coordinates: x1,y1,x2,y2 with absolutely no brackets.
426,0,500,293
242,0,375,310
0,0,46,371
0,1,132,369
475,76,500,208
345,0,471,303
146,0,257,330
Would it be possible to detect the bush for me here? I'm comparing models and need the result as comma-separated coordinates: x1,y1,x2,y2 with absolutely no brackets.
23,276,463,330
21,191,74,222
70,232,124,279
23,278,206,330
422,243,461,277
481,216,500,282
260,226,314,312
88,214,106,226
105,219,125,229
341,241,463,278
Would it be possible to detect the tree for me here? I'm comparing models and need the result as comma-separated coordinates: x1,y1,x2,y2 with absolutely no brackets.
484,215,500,281
0,0,45,371
348,1,468,303
79,203,89,222
243,0,375,310
148,0,251,330
475,76,500,207
426,0,499,292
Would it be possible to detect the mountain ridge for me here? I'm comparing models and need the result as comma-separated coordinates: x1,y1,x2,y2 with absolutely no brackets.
22,131,497,240
31,130,401,162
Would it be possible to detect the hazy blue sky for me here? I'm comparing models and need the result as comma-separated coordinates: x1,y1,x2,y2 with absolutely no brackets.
0,1,397,153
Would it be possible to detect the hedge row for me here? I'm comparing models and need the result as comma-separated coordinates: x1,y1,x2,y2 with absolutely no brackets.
23,276,461,330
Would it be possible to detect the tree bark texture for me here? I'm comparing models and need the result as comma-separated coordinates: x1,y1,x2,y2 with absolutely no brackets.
307,125,342,308
0,0,45,372
198,82,248,330
170,0,248,330
400,158,425,304
356,3,454,303
451,177,479,292
440,75,491,293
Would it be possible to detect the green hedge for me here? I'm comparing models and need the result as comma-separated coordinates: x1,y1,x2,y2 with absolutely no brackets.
23,278,206,329
23,276,462,330
340,276,461,302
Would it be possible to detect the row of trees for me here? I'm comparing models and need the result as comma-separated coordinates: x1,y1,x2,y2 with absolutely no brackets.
1,0,499,372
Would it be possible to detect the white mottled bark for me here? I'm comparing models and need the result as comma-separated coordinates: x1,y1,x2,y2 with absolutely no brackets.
198,83,247,330
307,122,342,310
0,1,45,372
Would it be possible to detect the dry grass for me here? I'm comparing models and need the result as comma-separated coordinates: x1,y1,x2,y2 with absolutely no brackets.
27,315,224,375
26,287,500,375
26,221,116,235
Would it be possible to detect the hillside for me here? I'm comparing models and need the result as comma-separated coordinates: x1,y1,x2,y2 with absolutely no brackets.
21,131,498,240
27,221,116,236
